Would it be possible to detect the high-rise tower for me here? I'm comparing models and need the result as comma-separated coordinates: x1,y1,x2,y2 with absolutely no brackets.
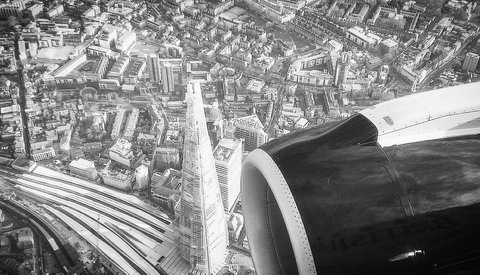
178,82,228,274
228,114,268,152
462,52,479,72
213,138,243,212
334,51,352,86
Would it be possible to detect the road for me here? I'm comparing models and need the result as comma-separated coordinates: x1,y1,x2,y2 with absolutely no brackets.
14,34,31,159
418,33,480,91
265,85,286,136
417,56,459,92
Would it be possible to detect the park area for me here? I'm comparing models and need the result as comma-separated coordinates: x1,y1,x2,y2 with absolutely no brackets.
77,114,113,143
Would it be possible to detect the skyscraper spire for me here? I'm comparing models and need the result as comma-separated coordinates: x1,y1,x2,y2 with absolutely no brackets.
178,82,228,274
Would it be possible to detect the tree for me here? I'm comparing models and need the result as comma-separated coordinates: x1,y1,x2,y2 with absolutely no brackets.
8,16,18,27
453,8,468,21
378,17,407,29
452,60,462,71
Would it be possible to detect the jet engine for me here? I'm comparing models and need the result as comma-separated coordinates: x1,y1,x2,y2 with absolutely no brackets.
241,82,480,275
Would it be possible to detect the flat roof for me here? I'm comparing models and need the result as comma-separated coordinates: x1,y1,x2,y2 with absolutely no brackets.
36,46,75,60
69,158,95,170
293,70,333,78
234,114,264,130
348,27,376,44
381,38,398,47
213,138,241,162
151,169,182,197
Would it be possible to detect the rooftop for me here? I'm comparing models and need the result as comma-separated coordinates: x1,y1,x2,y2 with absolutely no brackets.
292,70,333,78
213,138,242,162
109,56,129,74
155,147,179,153
328,39,343,49
100,168,132,180
381,38,399,47
110,138,133,157
69,158,95,170
36,46,75,60
124,57,145,78
151,169,182,198
348,27,376,44
233,114,264,130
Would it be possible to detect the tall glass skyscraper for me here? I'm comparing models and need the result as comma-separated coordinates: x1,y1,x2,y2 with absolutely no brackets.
178,82,228,274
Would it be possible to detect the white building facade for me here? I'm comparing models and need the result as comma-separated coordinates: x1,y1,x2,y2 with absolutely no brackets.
213,138,243,212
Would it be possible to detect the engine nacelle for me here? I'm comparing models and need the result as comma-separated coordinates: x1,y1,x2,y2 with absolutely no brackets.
241,82,480,275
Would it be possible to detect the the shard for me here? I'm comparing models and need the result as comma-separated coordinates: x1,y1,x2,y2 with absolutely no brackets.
178,81,228,274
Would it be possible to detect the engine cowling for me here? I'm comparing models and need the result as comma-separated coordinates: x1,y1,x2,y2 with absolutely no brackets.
241,82,480,275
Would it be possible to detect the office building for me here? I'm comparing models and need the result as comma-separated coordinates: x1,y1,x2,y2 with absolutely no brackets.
124,57,146,84
0,4,24,19
162,63,175,93
334,52,352,86
18,39,26,53
69,158,98,180
227,213,244,242
0,209,4,234
116,31,136,52
231,114,268,152
205,104,223,148
109,138,134,167
46,4,63,17
153,147,180,171
28,41,37,57
111,108,126,140
107,55,130,83
178,82,228,274
99,169,133,191
18,39,27,60
98,79,120,90
378,65,390,85
83,56,109,82
147,54,161,83
151,168,182,215
380,38,399,55
96,29,117,49
123,108,139,141
31,147,56,161
346,26,376,50
463,52,479,72
52,53,87,78
27,3,43,18
213,138,243,211
135,164,149,191
327,39,343,53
